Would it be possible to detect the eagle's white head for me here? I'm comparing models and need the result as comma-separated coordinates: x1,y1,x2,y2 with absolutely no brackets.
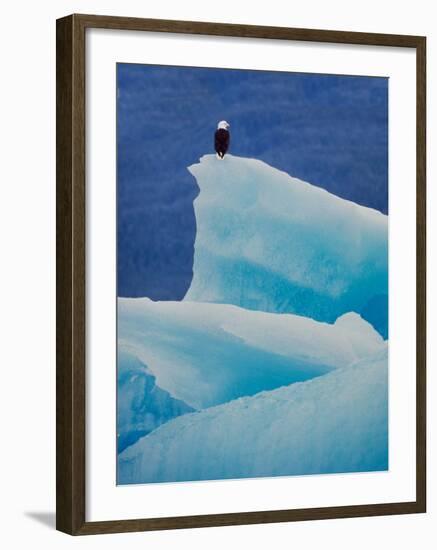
217,120,230,130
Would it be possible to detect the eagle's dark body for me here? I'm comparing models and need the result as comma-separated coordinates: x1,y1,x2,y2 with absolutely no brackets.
214,128,230,158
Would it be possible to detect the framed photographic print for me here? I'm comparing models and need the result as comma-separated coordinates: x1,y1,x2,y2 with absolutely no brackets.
56,14,426,535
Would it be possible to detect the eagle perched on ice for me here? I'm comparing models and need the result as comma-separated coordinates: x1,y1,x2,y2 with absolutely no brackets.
214,120,230,159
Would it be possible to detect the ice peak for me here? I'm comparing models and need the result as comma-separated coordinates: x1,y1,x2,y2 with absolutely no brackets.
185,155,388,337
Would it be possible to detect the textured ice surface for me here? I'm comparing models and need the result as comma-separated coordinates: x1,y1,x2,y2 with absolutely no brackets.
118,298,386,410
117,348,194,452
185,155,388,338
118,348,388,484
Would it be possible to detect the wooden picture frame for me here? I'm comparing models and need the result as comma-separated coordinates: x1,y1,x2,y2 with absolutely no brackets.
56,13,426,535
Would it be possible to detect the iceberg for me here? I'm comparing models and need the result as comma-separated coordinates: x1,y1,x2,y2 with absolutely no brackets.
117,348,194,452
116,154,389,483
118,348,388,484
185,155,388,338
118,297,386,410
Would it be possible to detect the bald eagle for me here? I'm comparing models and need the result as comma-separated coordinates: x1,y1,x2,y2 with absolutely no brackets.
214,120,230,159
